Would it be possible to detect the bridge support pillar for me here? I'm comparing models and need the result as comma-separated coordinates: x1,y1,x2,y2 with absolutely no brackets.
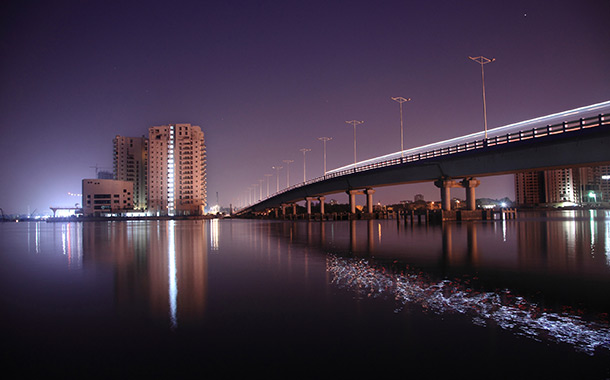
318,196,326,216
365,188,376,214
461,178,481,211
434,178,460,211
347,190,359,214
292,203,297,216
305,197,316,216
281,203,287,217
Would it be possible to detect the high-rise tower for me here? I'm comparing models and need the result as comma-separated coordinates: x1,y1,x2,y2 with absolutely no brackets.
148,123,207,215
113,135,148,210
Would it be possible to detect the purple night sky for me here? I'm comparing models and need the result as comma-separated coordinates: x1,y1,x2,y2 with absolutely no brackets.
1,0,609,215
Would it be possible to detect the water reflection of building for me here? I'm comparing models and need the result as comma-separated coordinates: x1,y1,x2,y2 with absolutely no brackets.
517,210,610,273
82,220,209,328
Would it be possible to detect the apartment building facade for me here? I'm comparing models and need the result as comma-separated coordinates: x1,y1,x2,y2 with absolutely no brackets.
113,135,148,210
148,123,207,215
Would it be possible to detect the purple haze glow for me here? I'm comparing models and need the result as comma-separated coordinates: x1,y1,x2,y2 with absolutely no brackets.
1,0,609,215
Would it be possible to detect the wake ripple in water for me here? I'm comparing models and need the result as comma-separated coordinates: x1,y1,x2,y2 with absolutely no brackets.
327,255,610,355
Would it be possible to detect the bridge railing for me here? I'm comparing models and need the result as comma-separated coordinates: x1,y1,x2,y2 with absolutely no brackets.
240,113,607,211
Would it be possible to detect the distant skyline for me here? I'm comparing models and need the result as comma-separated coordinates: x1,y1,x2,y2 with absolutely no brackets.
1,0,609,215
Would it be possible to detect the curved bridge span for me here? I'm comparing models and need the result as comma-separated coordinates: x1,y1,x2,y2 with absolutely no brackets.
237,103,610,216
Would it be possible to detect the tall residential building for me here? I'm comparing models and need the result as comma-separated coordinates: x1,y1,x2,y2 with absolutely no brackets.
113,135,148,211
515,165,610,206
515,171,545,206
148,123,207,216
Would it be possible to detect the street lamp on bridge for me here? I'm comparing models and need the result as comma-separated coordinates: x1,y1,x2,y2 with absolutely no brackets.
318,137,332,175
391,97,411,158
469,55,495,139
258,179,263,200
346,120,364,166
272,166,283,193
264,174,273,197
283,160,294,188
300,148,311,182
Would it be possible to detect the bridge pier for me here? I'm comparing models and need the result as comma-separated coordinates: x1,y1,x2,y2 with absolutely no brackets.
365,188,375,214
434,178,461,211
461,178,481,211
435,177,480,211
305,197,316,217
319,196,326,216
347,190,359,214
347,188,375,216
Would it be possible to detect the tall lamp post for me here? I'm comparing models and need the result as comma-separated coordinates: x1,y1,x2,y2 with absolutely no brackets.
264,174,272,197
391,97,411,157
251,184,258,202
346,120,364,166
469,55,495,139
300,148,311,182
283,160,294,188
318,137,332,175
258,179,263,200
272,166,283,193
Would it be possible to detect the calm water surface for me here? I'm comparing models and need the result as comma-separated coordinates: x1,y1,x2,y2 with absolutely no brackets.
1,211,610,378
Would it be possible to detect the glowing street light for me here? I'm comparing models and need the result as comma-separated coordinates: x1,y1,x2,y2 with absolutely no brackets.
346,120,364,166
318,137,332,175
283,160,294,188
300,148,311,182
391,97,411,157
272,166,283,193
469,55,495,139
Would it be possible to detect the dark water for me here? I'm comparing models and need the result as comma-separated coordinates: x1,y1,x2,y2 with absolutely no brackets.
1,211,610,378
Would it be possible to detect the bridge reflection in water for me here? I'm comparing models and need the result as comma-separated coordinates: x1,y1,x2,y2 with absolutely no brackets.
275,211,610,356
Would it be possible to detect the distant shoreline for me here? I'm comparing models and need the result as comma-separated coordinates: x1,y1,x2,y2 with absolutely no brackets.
0,215,227,223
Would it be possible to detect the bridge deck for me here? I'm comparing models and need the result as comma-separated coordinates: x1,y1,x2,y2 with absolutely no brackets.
239,112,610,214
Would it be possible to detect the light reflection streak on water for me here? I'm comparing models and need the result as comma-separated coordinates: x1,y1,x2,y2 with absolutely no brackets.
36,222,40,254
168,220,178,330
210,219,219,251
327,255,610,355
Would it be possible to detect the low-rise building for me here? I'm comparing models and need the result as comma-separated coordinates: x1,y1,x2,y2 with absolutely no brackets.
82,179,134,216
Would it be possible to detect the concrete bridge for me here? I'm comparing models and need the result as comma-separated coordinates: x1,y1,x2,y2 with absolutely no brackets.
236,102,610,218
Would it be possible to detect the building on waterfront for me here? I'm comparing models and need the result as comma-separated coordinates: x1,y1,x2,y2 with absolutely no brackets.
515,171,546,206
113,135,148,211
82,179,134,216
148,123,207,216
515,165,610,206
